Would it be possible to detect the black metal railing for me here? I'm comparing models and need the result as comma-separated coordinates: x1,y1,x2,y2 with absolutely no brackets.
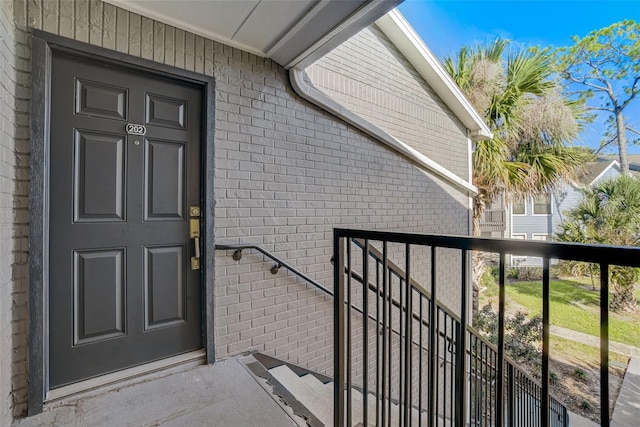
348,238,565,426
333,228,640,427
480,209,506,232
469,321,567,426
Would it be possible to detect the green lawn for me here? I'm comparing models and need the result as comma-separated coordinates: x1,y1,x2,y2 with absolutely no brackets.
506,279,640,347
550,336,628,368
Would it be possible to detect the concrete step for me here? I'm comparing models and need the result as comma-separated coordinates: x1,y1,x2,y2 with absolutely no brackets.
269,366,334,426
269,364,431,426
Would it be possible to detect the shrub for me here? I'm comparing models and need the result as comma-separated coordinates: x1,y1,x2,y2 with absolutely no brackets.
518,267,543,281
574,368,587,380
506,267,544,281
490,265,500,279
473,305,542,366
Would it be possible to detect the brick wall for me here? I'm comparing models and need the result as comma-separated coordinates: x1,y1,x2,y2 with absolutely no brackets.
1,0,27,421
308,25,470,181
0,2,14,423
7,0,471,418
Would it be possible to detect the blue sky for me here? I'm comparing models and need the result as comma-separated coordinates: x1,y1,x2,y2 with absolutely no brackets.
398,0,640,154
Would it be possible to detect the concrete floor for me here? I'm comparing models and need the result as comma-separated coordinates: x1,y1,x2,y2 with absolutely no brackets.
15,356,305,427
14,352,633,426
612,357,640,427
567,411,597,427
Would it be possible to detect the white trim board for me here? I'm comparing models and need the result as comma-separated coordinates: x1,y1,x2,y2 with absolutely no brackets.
375,9,492,142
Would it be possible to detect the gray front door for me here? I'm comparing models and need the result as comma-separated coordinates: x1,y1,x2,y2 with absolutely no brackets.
49,52,203,388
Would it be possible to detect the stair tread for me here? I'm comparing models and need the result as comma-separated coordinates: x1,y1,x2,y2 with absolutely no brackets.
269,365,430,427
269,366,334,426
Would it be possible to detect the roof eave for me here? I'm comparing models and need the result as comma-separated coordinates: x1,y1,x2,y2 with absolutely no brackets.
588,160,620,186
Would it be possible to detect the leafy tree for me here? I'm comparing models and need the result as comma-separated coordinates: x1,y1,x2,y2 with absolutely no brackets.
445,40,589,235
444,39,590,310
556,175,640,311
557,20,640,174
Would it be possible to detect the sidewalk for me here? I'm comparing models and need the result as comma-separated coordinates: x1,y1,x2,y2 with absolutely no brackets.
550,325,640,357
568,410,598,427
611,357,640,427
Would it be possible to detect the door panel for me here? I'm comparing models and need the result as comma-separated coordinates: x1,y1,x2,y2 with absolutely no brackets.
73,249,126,344
73,130,126,222
75,79,128,120
49,53,203,388
145,94,187,129
144,139,186,220
144,245,186,329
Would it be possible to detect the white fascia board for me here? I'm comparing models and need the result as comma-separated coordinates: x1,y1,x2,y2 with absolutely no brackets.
589,160,620,186
566,179,581,190
285,0,402,70
290,68,478,196
375,9,492,141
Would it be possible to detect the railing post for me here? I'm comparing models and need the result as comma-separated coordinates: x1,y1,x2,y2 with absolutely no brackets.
382,242,389,426
333,232,345,427
429,246,437,427
376,258,381,426
403,244,412,426
600,263,610,427
362,239,369,427
496,253,506,427
507,363,515,427
542,258,550,427
455,250,469,427
346,240,352,427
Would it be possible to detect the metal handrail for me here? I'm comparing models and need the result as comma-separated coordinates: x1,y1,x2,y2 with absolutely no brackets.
336,228,640,266
214,243,388,335
215,242,445,354
217,240,563,400
351,238,463,325
219,239,571,424
215,243,334,297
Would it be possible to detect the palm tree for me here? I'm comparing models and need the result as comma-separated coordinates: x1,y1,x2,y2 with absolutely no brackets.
444,39,590,310
556,175,640,311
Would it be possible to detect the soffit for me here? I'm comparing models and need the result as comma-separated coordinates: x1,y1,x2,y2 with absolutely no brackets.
103,0,402,68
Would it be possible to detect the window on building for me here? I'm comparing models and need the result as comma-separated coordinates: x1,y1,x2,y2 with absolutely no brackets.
512,200,525,215
510,234,527,265
533,195,551,215
532,234,549,241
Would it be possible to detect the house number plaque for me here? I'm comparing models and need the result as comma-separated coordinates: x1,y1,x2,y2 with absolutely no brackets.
126,123,146,135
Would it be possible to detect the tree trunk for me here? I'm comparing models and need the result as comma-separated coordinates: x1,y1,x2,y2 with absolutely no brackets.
616,110,630,175
472,195,487,313
610,282,637,312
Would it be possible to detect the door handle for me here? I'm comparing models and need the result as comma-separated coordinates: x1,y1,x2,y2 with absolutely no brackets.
190,206,201,270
